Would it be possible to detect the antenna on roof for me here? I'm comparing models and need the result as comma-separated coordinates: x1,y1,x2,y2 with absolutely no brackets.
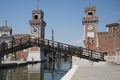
37,0,40,10
52,29,54,41
89,0,91,6
5,20,7,27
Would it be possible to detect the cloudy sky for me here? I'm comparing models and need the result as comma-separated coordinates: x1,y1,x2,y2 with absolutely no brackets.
0,0,120,46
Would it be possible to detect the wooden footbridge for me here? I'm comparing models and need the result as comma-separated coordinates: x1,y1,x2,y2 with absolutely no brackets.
0,35,105,62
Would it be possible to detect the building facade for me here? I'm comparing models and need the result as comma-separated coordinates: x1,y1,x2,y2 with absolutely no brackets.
0,21,12,44
0,21,13,62
15,9,46,62
82,6,98,51
27,9,46,61
98,21,120,64
83,6,120,64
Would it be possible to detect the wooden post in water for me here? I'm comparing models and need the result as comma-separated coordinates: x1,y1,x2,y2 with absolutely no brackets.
0,55,2,64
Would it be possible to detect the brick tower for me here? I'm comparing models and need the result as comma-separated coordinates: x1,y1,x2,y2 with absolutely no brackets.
29,10,46,38
82,6,98,50
27,9,46,61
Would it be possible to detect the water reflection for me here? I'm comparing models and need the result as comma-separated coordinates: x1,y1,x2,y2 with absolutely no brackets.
0,66,28,80
0,58,71,80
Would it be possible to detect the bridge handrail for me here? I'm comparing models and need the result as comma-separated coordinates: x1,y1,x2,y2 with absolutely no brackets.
82,48,104,60
0,35,105,61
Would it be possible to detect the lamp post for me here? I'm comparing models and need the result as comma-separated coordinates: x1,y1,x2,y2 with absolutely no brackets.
52,29,54,41
88,37,90,50
88,37,90,57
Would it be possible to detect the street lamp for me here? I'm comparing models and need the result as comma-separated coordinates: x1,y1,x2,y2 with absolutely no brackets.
88,37,90,51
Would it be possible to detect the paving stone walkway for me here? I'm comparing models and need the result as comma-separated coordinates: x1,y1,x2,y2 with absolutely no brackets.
71,58,120,80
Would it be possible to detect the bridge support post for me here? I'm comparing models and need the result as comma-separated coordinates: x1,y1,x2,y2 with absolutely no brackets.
40,52,45,62
53,51,56,62
69,54,72,68
40,48,45,62
0,55,3,64
101,53,104,60
40,39,46,62
90,50,92,58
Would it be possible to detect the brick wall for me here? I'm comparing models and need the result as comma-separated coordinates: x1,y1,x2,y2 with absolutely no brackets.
98,22,120,56
98,33,114,55
16,50,28,60
112,24,120,51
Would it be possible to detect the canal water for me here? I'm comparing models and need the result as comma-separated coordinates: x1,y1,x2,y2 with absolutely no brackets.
0,57,72,80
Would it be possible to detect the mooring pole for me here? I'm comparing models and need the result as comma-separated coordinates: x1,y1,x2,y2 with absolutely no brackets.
0,54,2,64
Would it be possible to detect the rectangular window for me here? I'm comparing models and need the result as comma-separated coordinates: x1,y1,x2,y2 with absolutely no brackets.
88,12,93,17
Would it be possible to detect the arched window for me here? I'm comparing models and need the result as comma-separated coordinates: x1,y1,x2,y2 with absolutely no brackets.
2,34,8,37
